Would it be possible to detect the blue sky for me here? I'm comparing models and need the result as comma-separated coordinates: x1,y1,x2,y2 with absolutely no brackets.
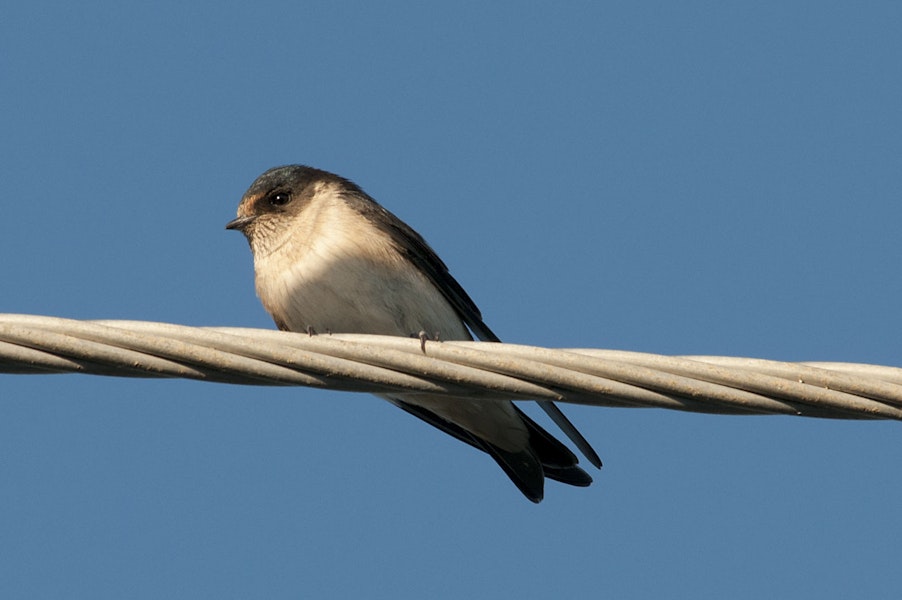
2,2,901,598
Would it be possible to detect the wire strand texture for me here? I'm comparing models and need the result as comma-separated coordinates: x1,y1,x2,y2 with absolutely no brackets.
2,314,902,421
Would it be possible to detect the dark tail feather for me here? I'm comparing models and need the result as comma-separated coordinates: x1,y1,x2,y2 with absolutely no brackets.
476,418,593,500
477,441,545,503
388,398,593,502
513,406,593,487
543,464,593,487
537,400,603,469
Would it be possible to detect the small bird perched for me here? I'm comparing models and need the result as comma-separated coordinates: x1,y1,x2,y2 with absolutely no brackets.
226,165,601,502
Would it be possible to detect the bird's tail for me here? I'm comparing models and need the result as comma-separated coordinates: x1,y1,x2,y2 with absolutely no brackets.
388,399,592,503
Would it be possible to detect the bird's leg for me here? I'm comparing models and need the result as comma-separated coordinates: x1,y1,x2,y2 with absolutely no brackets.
306,325,317,336
417,330,429,353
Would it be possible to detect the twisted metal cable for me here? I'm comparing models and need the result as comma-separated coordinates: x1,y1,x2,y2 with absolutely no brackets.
2,313,902,421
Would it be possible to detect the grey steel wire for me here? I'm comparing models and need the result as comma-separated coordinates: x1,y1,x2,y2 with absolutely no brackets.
2,314,902,421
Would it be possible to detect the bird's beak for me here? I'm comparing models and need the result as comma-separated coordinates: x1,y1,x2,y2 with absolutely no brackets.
225,215,256,231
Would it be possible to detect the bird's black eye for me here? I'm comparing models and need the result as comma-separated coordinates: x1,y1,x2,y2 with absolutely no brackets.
267,191,292,207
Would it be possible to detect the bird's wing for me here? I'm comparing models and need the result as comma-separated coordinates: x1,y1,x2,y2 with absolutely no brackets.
351,193,601,469
360,198,501,342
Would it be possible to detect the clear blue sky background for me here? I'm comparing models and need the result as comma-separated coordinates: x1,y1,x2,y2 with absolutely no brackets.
2,2,901,598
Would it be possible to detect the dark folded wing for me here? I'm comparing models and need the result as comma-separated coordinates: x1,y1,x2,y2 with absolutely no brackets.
349,190,600,468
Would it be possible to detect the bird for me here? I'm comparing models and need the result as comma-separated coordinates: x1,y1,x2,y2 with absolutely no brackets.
226,165,601,502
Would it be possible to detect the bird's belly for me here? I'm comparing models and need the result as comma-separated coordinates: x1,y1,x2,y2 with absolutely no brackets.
256,251,470,339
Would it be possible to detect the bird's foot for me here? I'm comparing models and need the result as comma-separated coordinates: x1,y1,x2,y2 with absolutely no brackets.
417,330,428,353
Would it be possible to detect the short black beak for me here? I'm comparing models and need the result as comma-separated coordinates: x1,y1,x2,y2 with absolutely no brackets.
225,215,255,231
